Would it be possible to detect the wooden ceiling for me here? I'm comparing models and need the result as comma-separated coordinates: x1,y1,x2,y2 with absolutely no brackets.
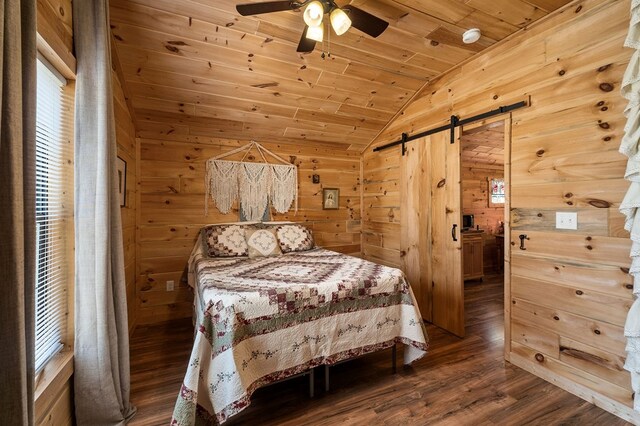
109,0,572,151
461,122,504,166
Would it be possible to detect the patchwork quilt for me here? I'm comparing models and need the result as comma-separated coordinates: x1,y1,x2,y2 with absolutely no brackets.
171,237,429,425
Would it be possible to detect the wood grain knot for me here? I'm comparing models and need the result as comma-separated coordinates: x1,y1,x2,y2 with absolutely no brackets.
575,5,583,12
512,300,516,305
537,213,543,217
603,136,612,142
536,149,545,157
594,329,601,335
493,95,499,100
600,106,608,112
437,179,446,188
622,267,630,274
576,290,584,295
558,70,566,76
587,199,611,208
170,228,176,232
430,40,439,46
165,44,181,53
535,353,545,362
586,236,592,241
599,83,614,92
598,122,610,129
564,193,573,198
626,284,634,290
598,64,611,72
553,316,560,321
399,250,406,258
596,101,605,107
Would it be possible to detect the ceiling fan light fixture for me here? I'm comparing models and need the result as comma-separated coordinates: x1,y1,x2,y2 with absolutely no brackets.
306,24,324,42
330,8,351,35
303,1,324,28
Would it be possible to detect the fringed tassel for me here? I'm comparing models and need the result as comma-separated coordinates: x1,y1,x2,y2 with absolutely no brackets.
205,160,239,216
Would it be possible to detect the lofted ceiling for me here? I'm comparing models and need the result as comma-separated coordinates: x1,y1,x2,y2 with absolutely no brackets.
461,122,505,167
109,0,572,151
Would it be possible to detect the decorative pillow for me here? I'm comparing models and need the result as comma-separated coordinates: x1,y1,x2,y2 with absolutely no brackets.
203,224,253,257
276,224,315,253
245,228,282,258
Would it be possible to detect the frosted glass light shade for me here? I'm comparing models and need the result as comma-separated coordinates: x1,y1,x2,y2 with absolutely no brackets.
330,8,351,35
306,24,324,42
303,1,324,28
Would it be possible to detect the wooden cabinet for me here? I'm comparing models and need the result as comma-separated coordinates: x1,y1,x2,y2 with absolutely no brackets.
463,233,484,281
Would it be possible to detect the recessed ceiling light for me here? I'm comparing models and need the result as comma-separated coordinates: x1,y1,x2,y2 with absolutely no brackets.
462,28,481,44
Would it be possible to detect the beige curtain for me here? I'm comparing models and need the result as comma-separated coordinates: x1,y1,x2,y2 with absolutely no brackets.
622,0,640,412
0,0,37,424
73,0,136,424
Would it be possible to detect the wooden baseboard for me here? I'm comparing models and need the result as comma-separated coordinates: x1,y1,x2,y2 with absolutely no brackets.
509,351,640,425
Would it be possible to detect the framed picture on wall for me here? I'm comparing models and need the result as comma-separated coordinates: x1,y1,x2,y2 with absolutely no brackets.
488,177,505,207
117,156,127,207
322,188,339,210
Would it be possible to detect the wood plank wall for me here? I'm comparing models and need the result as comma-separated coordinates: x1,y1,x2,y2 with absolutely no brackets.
136,137,361,325
363,0,638,421
114,69,138,334
462,165,504,272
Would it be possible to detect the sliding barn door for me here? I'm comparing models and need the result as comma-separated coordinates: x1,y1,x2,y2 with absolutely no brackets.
401,139,432,321
431,130,464,337
401,130,464,337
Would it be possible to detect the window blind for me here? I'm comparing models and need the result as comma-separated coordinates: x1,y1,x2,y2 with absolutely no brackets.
35,58,74,373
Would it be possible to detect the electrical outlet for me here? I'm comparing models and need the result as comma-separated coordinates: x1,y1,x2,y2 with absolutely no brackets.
556,212,578,230
166,280,175,291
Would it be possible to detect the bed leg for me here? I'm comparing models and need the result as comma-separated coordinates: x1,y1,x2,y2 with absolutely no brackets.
309,368,315,398
324,365,330,392
392,343,397,374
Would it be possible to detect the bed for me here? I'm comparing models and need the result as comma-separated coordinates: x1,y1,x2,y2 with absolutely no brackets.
171,222,429,425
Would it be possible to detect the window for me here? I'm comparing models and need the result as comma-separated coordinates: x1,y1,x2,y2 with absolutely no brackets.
489,178,505,207
35,57,74,373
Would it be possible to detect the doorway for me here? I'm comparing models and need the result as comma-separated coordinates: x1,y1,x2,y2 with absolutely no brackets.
399,116,511,339
460,119,508,338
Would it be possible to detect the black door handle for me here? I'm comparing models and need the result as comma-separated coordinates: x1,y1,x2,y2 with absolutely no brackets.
452,224,458,242
519,234,529,250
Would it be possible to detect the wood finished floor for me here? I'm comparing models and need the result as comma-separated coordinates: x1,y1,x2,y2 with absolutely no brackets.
128,275,629,425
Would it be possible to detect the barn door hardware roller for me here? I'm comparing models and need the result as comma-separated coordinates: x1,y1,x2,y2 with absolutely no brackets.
372,100,527,155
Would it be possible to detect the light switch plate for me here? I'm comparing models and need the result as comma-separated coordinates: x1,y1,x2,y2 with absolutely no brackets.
166,280,175,291
556,212,578,230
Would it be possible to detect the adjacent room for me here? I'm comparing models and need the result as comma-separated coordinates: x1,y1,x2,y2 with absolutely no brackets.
3,0,640,425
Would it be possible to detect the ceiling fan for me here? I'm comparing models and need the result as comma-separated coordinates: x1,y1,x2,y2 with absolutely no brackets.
235,0,389,53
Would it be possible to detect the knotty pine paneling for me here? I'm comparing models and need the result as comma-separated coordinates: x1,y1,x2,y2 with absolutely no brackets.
137,138,361,325
114,69,138,334
108,0,573,151
363,0,637,422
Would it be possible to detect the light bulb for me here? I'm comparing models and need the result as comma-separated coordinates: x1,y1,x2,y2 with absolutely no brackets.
330,8,351,36
306,24,323,42
303,1,324,28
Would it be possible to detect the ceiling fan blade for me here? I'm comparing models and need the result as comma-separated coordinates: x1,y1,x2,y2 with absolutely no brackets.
342,5,389,38
236,1,296,16
296,26,316,53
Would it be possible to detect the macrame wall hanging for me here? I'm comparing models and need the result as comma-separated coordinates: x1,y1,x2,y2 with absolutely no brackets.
621,0,640,411
205,141,298,221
